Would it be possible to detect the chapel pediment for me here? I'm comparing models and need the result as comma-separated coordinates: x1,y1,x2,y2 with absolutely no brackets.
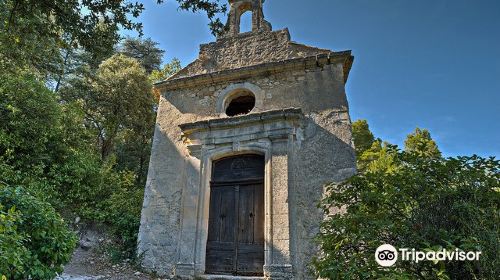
161,0,353,83
169,29,344,80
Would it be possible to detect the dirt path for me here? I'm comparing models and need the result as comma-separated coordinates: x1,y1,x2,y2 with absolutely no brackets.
55,247,159,280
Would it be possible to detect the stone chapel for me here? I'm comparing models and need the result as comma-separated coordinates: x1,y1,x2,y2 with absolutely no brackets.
138,0,357,279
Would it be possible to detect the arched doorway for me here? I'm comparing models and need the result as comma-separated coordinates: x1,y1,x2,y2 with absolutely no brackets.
205,154,265,276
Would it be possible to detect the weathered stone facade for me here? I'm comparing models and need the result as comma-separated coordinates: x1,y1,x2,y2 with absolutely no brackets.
138,0,356,279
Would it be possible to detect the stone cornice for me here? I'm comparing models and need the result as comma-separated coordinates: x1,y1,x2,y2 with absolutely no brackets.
179,108,304,157
155,52,353,91
179,108,302,134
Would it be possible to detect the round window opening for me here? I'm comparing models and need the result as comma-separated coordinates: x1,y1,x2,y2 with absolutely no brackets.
225,91,256,116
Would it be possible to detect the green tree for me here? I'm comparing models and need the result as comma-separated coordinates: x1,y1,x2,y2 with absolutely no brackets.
0,70,62,171
352,120,399,172
405,128,442,159
94,54,154,161
150,58,182,83
104,172,146,259
63,54,154,160
1,0,140,50
315,154,499,280
315,121,499,279
150,58,182,103
1,69,107,212
0,68,146,261
357,140,399,173
52,23,119,92
114,129,153,186
1,0,227,75
0,0,125,75
0,0,230,269
352,119,376,156
120,37,165,74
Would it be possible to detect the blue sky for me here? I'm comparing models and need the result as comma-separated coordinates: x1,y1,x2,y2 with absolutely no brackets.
125,0,500,157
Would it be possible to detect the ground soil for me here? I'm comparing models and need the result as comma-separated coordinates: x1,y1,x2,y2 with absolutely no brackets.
55,246,161,280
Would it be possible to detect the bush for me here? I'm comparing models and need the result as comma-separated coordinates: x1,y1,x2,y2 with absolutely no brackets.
103,170,144,260
0,71,61,170
0,201,29,279
315,154,500,280
0,185,77,280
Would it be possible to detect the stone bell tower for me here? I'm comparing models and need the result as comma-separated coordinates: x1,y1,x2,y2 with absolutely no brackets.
222,0,271,37
138,0,357,279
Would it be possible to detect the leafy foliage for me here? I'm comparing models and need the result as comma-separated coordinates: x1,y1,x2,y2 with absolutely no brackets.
57,53,158,255
0,70,99,207
357,140,399,173
0,0,225,80
120,37,166,74
0,0,228,276
352,120,376,156
0,67,150,263
0,200,28,278
314,121,500,280
0,185,77,280
92,54,153,159
0,71,61,170
62,54,154,160
171,0,228,36
104,175,146,259
56,51,162,256
405,128,442,159
150,58,182,83
0,0,125,76
2,0,142,48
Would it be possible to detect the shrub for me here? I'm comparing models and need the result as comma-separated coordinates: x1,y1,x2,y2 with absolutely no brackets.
103,170,144,260
315,154,500,280
0,185,77,280
0,201,29,278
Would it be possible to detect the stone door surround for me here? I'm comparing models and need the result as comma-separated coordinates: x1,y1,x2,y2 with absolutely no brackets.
176,108,303,279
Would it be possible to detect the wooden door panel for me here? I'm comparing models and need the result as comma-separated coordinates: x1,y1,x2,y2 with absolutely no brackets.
207,188,221,242
206,186,237,274
237,184,264,275
205,242,236,274
219,187,236,242
237,243,265,275
207,187,236,242
238,186,254,243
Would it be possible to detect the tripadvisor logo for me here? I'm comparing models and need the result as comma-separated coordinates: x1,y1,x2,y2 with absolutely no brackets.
375,244,398,267
375,244,482,267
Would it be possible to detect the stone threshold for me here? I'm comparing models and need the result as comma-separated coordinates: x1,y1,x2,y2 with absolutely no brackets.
198,275,264,280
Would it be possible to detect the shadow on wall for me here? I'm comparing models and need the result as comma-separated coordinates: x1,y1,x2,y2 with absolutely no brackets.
288,117,356,279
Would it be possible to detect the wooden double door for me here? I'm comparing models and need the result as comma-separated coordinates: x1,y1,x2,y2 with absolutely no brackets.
206,155,265,276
